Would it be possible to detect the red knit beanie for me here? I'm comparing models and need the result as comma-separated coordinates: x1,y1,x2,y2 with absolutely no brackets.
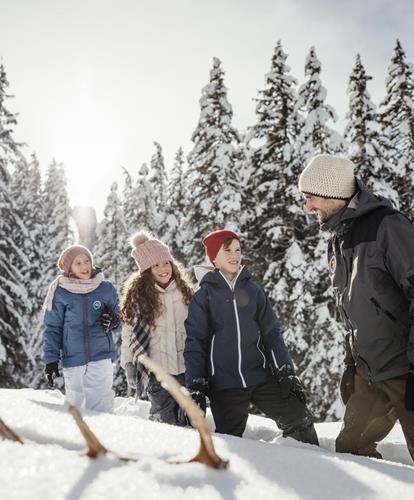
57,245,93,274
202,229,240,264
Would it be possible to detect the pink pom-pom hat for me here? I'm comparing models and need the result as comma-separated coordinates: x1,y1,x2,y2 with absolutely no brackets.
130,231,173,272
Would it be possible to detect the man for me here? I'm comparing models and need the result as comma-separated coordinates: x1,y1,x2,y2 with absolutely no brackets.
298,154,414,461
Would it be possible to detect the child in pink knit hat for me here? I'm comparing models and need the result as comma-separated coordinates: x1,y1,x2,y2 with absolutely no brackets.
120,231,194,425
42,244,121,412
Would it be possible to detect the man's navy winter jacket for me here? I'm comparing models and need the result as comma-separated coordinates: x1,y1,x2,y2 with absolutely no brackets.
43,281,120,368
184,266,293,392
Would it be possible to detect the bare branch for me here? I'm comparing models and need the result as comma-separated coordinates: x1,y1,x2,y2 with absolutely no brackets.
138,354,229,469
0,418,24,444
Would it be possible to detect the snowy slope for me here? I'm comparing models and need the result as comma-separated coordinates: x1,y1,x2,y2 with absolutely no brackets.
0,389,413,500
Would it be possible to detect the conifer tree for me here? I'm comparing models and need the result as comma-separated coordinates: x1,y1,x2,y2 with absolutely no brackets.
183,57,242,266
295,46,346,162
11,154,47,385
345,55,398,204
148,142,168,236
164,147,187,263
246,41,344,420
43,159,73,281
379,40,414,216
0,62,30,387
95,182,128,287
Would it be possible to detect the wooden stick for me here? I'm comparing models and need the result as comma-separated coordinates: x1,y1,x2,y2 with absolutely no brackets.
138,355,229,469
0,418,24,444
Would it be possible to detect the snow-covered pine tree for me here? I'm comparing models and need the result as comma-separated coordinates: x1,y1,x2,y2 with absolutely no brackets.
43,159,73,282
379,40,414,217
295,46,346,161
10,153,47,386
95,182,129,288
164,147,187,264
0,62,30,387
124,163,156,236
344,54,398,205
183,57,242,266
246,41,343,420
148,142,168,236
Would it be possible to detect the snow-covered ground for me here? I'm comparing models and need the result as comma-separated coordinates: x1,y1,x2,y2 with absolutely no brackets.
0,388,413,500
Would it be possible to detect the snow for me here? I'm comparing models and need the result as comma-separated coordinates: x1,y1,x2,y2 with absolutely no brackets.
0,388,413,500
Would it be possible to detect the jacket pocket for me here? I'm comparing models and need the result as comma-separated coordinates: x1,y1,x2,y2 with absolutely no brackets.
369,297,407,336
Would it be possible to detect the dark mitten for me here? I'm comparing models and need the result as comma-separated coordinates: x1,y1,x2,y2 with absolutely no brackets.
125,363,137,389
188,380,208,415
404,365,414,411
44,361,59,388
275,365,307,404
100,309,121,332
340,364,356,405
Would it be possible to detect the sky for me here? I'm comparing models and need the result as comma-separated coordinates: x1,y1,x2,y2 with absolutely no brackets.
0,0,413,219
0,388,413,499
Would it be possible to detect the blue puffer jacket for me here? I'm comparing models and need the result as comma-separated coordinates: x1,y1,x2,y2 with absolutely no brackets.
43,278,121,368
184,266,293,392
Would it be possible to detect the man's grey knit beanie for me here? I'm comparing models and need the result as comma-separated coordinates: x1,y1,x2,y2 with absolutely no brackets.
299,154,356,199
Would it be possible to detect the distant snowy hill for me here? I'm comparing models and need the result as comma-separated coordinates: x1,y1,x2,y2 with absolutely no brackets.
0,389,413,499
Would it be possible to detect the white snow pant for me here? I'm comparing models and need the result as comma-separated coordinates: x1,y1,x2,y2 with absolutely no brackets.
63,359,114,413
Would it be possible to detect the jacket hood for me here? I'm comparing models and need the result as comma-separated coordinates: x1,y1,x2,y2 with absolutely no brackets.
321,178,394,232
199,266,251,288
193,265,214,286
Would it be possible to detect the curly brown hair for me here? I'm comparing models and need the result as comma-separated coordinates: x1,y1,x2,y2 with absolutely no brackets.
120,261,194,329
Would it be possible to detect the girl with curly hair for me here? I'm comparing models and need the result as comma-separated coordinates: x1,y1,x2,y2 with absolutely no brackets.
120,231,193,425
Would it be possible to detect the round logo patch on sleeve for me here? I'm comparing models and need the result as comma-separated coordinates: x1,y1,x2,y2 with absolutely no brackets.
93,300,102,311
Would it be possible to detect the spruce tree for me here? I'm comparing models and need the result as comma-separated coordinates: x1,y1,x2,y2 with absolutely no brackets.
379,40,414,216
246,41,343,420
184,57,242,266
164,147,187,263
11,154,47,386
43,159,73,281
0,63,30,387
148,142,168,236
295,46,346,162
345,55,398,204
94,182,128,287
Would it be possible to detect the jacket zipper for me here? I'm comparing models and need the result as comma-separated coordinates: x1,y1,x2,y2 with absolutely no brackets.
219,267,247,388
257,336,266,368
83,296,89,362
210,335,216,376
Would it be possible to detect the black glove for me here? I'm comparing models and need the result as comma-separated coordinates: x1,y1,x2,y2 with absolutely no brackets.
275,365,307,404
44,362,59,388
125,363,137,389
100,309,120,332
188,380,208,415
340,364,356,405
404,365,414,411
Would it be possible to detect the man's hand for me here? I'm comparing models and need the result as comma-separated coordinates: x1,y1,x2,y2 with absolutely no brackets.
44,362,60,388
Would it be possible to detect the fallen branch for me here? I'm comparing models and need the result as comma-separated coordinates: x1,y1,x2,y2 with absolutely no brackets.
68,405,136,462
0,418,24,444
138,354,229,469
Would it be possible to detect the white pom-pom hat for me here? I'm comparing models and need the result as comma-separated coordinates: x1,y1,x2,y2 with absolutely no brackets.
299,154,356,200
130,231,173,272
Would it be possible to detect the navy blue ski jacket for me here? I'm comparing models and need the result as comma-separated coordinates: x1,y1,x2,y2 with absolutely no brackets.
43,279,120,368
184,266,293,392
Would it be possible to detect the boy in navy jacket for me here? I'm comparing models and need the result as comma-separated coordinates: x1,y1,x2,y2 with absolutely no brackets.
184,230,318,444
